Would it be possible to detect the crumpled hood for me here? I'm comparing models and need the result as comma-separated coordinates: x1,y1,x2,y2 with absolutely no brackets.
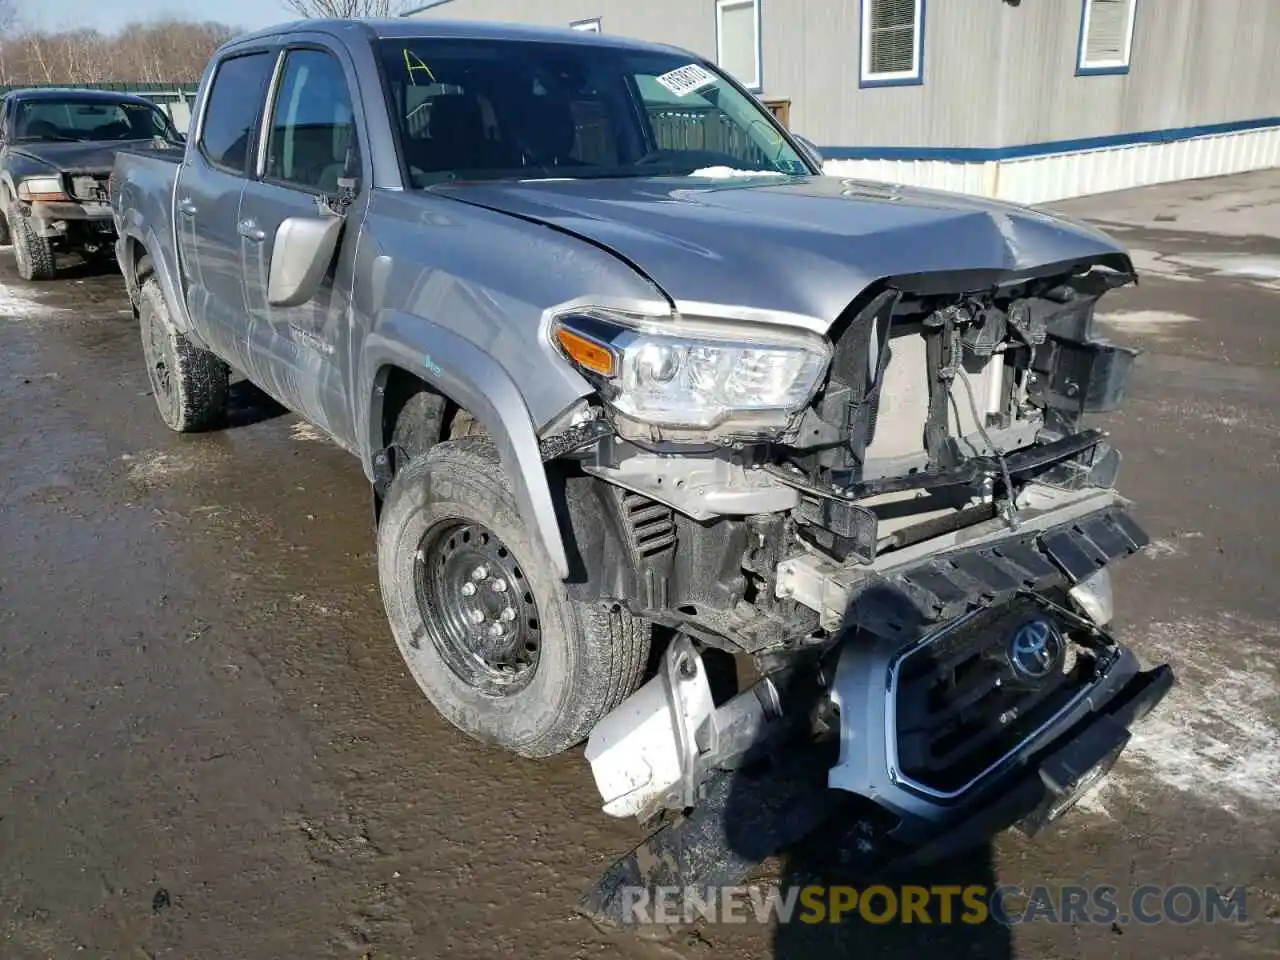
10,139,161,175
436,174,1132,329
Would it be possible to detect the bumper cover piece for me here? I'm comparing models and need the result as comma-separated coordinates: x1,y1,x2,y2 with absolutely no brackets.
877,507,1148,629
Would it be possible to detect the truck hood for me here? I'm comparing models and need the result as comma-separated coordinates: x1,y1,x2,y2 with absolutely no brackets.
10,139,161,174
435,174,1132,330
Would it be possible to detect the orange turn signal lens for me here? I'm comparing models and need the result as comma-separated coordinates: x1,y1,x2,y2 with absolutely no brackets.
556,327,616,377
28,191,68,202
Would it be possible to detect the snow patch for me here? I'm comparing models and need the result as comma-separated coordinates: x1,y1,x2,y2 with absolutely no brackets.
1095,309,1200,335
0,278,68,320
125,447,227,487
1082,614,1280,818
689,167,789,180
1167,253,1280,282
289,421,327,443
1125,248,1202,283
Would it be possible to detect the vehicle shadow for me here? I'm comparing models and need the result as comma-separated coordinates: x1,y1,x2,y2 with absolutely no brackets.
54,254,121,281
224,378,288,429
768,829,1010,958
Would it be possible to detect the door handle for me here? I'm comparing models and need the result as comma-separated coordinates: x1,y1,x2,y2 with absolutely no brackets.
178,198,198,216
237,219,265,242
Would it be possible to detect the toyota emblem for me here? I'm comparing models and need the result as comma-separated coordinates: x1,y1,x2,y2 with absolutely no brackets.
1008,618,1065,680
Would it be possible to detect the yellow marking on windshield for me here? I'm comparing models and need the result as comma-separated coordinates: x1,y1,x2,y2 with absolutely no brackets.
404,49,436,84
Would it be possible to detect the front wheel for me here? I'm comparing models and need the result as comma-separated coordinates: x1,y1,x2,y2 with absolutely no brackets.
8,207,55,281
377,437,650,758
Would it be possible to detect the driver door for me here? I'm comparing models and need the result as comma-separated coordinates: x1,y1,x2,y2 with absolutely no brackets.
239,41,369,451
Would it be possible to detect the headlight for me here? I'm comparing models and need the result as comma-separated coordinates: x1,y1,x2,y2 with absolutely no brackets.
17,176,68,202
551,307,831,441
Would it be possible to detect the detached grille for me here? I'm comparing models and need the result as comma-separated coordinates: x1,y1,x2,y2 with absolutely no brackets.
70,175,109,202
892,597,1095,796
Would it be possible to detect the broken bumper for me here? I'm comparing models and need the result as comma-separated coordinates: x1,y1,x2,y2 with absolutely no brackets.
829,627,1172,843
26,199,115,239
882,660,1173,873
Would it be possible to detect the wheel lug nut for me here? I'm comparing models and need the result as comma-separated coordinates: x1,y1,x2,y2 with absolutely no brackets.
470,565,489,581
487,622,503,637
491,579,507,593
500,607,515,622
461,582,477,597
468,610,485,625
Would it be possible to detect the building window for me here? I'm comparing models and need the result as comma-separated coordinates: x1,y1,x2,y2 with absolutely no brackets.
860,0,924,87
1077,0,1137,75
570,17,601,32
715,0,761,93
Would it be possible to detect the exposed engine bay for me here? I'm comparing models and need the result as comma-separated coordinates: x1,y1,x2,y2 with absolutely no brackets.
567,259,1141,656
556,260,1172,923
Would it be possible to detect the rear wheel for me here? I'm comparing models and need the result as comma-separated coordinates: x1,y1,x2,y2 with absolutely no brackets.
377,437,650,757
8,207,55,281
138,277,229,432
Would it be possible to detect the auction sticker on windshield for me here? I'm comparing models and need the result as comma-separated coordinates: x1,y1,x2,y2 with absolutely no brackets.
654,63,718,97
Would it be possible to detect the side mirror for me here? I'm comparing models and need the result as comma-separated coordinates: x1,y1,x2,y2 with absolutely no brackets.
793,134,825,169
267,214,343,307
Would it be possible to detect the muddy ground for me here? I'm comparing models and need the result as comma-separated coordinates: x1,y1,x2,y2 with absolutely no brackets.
1,171,1278,959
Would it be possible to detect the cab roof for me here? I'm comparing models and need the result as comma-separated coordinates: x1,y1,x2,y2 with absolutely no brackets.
228,16,683,57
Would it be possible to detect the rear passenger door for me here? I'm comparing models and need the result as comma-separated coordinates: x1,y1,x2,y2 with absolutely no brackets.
239,42,368,450
176,49,276,372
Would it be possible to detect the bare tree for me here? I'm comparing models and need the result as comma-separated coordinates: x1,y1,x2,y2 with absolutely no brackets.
0,20,239,87
280,0,410,17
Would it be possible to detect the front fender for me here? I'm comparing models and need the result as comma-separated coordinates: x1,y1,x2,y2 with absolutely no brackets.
362,312,570,580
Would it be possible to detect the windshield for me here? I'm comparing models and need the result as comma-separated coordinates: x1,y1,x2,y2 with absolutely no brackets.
378,38,810,187
12,98,176,143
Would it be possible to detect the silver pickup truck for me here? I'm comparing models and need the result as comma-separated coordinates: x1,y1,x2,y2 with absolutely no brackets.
112,17,1173,902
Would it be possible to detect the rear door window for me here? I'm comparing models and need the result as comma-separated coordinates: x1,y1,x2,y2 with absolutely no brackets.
199,52,276,174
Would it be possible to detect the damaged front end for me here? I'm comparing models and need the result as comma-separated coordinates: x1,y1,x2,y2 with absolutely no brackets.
548,256,1173,923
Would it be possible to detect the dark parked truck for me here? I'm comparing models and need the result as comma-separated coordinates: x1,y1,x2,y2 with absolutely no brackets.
112,18,1173,915
1,88,183,280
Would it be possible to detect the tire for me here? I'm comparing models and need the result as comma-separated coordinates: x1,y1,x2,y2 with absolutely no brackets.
8,207,55,281
378,437,650,758
0,202,11,247
138,277,229,432
391,389,447,460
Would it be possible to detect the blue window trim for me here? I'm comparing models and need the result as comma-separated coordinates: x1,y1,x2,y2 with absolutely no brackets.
714,0,763,94
817,116,1280,162
859,0,926,88
570,17,602,32
1075,0,1139,77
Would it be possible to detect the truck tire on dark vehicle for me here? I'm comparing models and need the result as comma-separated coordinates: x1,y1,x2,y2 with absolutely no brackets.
377,437,651,758
138,277,229,432
7,206,55,281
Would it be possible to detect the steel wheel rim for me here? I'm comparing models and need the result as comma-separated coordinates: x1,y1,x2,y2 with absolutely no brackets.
413,520,542,697
144,312,174,403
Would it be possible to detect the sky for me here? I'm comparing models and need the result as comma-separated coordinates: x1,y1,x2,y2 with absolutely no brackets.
20,0,297,33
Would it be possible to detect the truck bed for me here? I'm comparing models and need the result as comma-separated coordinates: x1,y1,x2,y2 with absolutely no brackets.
111,150,182,315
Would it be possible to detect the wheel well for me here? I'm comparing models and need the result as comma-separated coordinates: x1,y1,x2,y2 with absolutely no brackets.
379,365,479,456
130,239,152,280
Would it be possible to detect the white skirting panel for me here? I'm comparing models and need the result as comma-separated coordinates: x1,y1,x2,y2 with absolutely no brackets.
822,125,1280,204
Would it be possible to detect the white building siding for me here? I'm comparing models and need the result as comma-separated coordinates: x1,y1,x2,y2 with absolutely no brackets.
407,0,1280,201
996,0,1280,147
